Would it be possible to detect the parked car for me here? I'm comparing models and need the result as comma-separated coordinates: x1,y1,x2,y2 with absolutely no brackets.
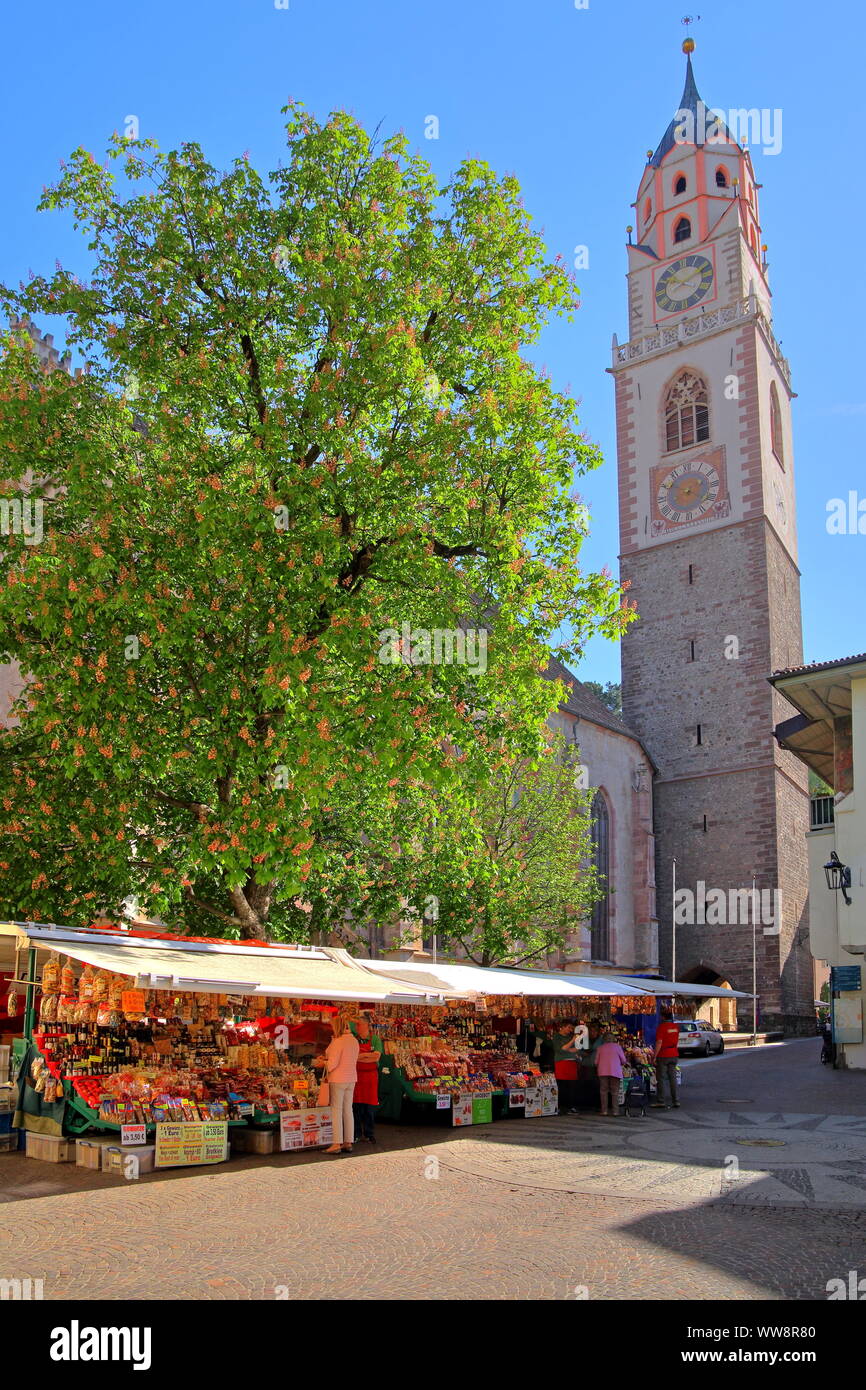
675,1020,725,1056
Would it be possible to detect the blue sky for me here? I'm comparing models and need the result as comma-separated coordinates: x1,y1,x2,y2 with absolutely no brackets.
2,0,862,686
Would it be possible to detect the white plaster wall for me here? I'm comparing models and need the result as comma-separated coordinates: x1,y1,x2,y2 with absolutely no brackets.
623,331,749,548
549,708,654,969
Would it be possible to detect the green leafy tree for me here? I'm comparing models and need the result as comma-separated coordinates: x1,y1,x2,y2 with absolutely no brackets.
583,680,622,715
398,732,601,967
0,108,631,939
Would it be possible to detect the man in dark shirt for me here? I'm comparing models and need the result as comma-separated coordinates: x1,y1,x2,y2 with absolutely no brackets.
652,1007,681,1109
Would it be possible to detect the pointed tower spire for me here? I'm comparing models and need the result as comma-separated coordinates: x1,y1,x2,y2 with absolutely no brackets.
649,39,736,169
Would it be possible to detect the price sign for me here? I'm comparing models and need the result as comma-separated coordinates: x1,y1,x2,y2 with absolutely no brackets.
435,1093,452,1110
451,1093,473,1127
471,1093,493,1125
120,990,146,1014
120,1124,147,1146
155,1122,228,1168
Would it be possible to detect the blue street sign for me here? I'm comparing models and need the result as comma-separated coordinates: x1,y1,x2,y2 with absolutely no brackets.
831,966,862,993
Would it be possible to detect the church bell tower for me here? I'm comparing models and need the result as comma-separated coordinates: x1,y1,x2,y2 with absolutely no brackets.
610,41,812,1030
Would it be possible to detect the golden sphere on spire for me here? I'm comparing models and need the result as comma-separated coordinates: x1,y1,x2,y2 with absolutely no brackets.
682,37,695,54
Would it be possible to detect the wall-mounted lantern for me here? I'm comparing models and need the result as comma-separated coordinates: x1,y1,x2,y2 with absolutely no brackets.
824,851,852,906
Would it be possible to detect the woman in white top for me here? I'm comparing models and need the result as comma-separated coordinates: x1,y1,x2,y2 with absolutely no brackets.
318,1016,359,1154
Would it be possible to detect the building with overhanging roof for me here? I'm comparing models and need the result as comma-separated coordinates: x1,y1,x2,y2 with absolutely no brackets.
770,655,866,1067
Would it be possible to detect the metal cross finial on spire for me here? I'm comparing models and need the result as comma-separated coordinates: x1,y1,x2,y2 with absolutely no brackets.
681,13,700,52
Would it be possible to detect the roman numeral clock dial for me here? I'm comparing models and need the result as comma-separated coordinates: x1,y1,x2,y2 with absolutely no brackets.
655,254,714,313
656,458,720,524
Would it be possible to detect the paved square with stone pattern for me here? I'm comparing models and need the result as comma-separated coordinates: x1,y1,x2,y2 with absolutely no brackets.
1,1039,864,1300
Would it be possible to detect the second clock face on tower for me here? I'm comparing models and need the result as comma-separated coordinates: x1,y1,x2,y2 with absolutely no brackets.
656,458,721,524
655,254,714,314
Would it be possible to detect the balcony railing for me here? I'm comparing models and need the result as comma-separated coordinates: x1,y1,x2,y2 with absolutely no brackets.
610,295,792,391
810,795,835,830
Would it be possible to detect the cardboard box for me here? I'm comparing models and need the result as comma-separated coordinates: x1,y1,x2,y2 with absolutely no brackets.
75,1136,116,1169
231,1127,275,1155
102,1143,156,1176
25,1132,73,1163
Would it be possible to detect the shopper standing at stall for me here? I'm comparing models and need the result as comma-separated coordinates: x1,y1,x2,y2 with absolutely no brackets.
351,1014,383,1143
553,1019,579,1114
652,1006,681,1109
319,1016,360,1153
595,1032,627,1117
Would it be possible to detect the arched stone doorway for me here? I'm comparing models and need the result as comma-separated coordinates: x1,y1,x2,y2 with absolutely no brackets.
679,964,739,1032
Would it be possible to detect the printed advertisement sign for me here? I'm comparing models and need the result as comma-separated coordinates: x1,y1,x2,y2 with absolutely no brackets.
452,1093,474,1127
541,1076,558,1116
155,1121,228,1169
471,1093,493,1125
523,1086,542,1118
279,1107,334,1151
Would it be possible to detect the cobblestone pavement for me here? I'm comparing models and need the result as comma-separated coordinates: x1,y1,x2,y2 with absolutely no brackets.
1,1040,863,1300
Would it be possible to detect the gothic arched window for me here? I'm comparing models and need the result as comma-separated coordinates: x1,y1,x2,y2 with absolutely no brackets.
674,174,687,195
590,791,611,962
715,166,728,188
673,216,691,243
770,381,784,465
664,370,710,452
644,197,652,224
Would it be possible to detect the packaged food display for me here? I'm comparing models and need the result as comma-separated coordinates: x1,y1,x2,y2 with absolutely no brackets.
41,952,61,994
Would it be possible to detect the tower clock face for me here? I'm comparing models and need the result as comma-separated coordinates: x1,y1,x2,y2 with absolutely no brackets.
656,458,721,523
655,255,714,313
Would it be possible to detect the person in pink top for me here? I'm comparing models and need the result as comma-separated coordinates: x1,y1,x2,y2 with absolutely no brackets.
320,1017,360,1154
595,1032,627,1117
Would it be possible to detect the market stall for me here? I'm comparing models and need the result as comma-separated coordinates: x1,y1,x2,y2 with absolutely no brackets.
6,923,460,1169
365,959,657,1121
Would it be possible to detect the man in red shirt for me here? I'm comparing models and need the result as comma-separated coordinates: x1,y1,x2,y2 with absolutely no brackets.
652,1007,681,1109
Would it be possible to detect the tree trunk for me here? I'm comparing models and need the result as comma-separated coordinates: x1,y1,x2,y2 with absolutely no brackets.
229,884,269,941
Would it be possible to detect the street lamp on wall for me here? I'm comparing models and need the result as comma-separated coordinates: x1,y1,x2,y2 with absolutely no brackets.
824,851,852,906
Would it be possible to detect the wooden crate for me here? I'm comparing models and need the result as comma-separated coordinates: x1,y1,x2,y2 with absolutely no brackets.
25,1132,73,1163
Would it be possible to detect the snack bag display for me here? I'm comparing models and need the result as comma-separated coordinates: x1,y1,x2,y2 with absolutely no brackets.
78,964,96,1002
61,957,76,994
40,992,59,1024
41,952,61,994
92,970,110,1003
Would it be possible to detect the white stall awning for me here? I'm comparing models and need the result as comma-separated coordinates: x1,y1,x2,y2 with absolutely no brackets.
15,927,461,1003
613,975,753,1000
365,959,654,999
